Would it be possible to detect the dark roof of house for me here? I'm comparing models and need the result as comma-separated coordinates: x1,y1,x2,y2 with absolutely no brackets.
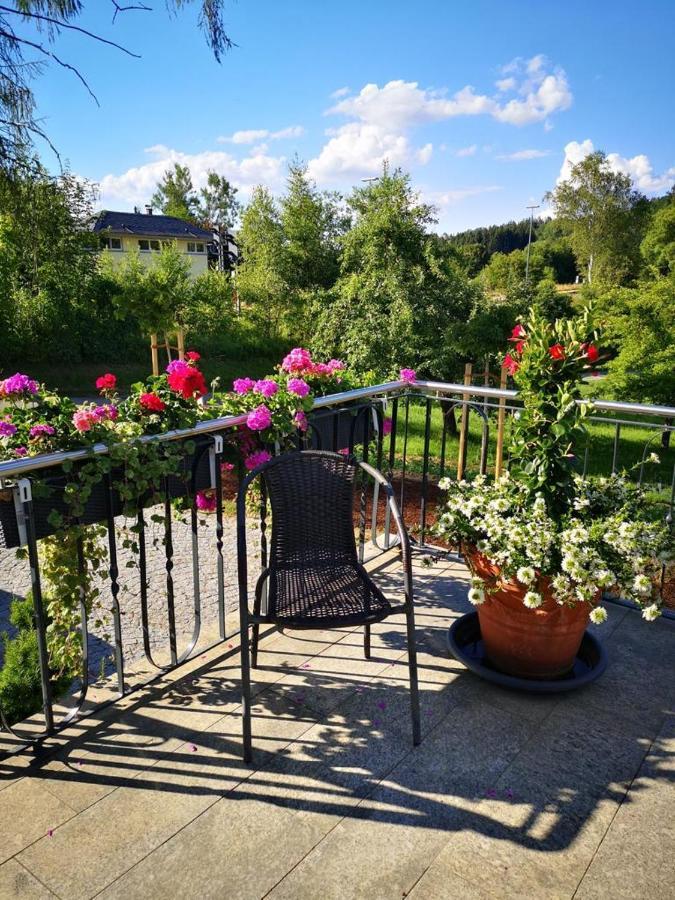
93,210,213,240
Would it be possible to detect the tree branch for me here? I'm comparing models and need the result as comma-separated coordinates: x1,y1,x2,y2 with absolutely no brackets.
0,5,141,58
0,29,100,105
111,2,152,25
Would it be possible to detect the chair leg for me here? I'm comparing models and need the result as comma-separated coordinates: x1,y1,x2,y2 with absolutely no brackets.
364,624,371,659
405,604,421,746
239,617,253,763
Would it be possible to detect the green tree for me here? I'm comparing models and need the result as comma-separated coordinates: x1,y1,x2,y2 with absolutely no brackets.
198,171,241,230
108,243,192,337
281,161,347,293
151,163,199,221
236,186,293,338
310,165,478,379
546,151,644,286
640,198,675,278
599,275,675,415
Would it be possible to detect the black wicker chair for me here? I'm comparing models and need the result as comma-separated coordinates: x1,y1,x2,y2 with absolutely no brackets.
236,450,421,762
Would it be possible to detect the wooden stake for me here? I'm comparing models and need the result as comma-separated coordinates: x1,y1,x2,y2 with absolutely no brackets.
494,365,508,477
150,333,159,377
456,362,473,481
177,326,186,361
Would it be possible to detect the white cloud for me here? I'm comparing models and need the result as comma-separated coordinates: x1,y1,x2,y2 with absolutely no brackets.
98,145,286,209
307,123,411,182
557,139,675,193
327,57,571,130
427,185,503,207
217,125,305,144
330,86,350,99
497,148,551,161
455,144,478,157
417,143,433,164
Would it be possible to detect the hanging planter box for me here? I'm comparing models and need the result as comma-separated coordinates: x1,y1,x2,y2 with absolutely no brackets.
309,406,379,453
0,470,123,550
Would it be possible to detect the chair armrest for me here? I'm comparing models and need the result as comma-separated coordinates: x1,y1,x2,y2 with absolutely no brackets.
357,460,414,607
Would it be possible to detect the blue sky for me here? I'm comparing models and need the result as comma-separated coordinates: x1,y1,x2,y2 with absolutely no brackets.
29,0,675,232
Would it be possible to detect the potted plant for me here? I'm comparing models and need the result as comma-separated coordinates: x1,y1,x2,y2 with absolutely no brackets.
435,309,672,680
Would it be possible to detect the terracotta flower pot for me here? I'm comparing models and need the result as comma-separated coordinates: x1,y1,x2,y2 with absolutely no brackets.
464,545,592,680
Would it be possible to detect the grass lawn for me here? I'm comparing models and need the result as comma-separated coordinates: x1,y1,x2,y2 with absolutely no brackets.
385,397,674,500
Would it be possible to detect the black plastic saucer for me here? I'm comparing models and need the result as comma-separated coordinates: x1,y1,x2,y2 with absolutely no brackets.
447,612,607,693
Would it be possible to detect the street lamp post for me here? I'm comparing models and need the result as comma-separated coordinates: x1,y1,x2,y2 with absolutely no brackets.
525,203,540,281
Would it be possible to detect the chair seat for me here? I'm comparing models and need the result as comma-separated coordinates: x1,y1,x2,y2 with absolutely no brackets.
270,560,392,628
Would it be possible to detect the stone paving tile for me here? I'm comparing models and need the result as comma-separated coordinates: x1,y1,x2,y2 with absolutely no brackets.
0,859,56,899
575,713,675,900
0,779,76,865
268,699,537,900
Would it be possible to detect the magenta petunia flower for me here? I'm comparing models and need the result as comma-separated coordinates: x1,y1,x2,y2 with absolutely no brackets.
254,379,279,398
246,405,273,431
244,449,272,471
14,446,28,457
399,368,416,384
29,424,56,439
233,377,255,395
195,490,217,512
0,373,39,397
287,378,310,398
0,419,17,437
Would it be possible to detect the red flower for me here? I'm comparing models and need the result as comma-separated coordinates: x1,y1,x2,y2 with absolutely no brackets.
96,373,117,391
139,392,166,413
185,350,201,363
503,354,519,375
509,324,526,342
586,344,599,363
515,340,526,354
168,367,208,400
548,343,565,360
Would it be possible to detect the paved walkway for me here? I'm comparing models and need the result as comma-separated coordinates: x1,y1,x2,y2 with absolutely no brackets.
0,554,674,899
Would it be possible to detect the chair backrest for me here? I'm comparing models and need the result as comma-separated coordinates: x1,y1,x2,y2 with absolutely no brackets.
262,451,359,574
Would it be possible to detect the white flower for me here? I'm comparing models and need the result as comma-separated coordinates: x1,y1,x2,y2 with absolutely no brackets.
438,477,452,491
648,452,660,464
589,606,608,625
516,566,536,585
642,604,660,622
633,574,652,596
468,587,485,606
594,569,615,588
523,591,543,609
573,497,590,511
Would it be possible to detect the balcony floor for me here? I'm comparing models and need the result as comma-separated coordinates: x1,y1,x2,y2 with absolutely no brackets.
1,553,674,900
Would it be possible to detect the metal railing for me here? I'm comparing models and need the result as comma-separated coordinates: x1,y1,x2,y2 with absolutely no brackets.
0,379,673,754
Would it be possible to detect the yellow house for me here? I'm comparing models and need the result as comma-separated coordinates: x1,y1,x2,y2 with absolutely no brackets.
93,207,213,278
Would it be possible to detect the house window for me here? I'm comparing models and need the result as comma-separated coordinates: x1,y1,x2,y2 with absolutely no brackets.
187,242,205,253
100,236,122,250
138,239,161,252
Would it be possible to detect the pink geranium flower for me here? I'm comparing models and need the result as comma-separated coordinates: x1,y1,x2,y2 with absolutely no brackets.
244,449,272,470
73,409,95,432
281,347,313,373
246,405,273,431
400,368,416,384
0,419,17,437
287,378,310,398
254,379,279,398
382,417,393,436
294,410,308,432
233,377,255,395
95,373,117,392
0,373,39,397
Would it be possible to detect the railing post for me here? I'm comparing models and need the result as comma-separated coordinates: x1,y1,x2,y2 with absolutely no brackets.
494,365,508,478
456,363,473,481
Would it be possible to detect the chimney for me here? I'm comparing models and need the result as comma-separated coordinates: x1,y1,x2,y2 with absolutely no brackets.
145,205,153,215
